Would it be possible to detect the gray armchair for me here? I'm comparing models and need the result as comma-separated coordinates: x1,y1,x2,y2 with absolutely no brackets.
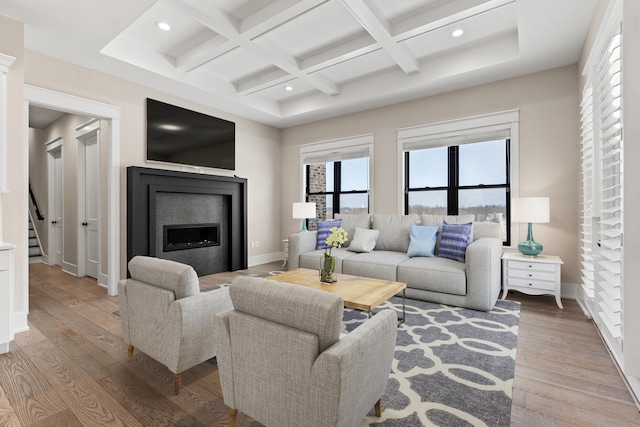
213,276,397,427
118,256,233,394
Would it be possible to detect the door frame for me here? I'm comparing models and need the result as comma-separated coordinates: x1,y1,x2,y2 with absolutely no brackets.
76,119,100,279
45,137,63,267
24,85,120,296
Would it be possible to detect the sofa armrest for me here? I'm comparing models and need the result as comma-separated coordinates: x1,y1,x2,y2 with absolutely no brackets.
312,309,397,426
465,237,503,311
288,231,318,269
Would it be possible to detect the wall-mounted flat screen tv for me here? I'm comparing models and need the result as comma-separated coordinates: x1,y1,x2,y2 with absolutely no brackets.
146,98,235,171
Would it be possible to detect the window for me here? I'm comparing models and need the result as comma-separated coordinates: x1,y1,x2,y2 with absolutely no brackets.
397,110,519,245
300,134,373,229
404,139,510,243
306,157,369,226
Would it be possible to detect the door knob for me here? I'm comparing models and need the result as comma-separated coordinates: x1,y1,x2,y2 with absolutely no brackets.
82,222,88,226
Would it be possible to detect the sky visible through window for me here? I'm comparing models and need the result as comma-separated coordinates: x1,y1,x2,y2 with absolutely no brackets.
338,140,507,210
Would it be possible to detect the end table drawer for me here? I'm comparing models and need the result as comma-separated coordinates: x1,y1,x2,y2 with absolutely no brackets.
509,277,556,291
508,269,556,281
508,260,556,272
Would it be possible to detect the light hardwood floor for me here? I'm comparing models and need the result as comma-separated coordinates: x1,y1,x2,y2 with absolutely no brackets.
0,262,638,426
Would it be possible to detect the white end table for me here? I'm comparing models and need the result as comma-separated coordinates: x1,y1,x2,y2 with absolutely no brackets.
501,252,563,309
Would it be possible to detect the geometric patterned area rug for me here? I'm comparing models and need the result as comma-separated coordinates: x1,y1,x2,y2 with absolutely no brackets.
342,297,520,427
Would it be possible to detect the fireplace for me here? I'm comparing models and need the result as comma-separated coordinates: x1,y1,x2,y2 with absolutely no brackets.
127,167,247,276
163,223,220,252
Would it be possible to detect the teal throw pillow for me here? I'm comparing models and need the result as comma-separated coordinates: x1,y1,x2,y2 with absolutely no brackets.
438,221,473,263
406,224,439,258
316,219,342,250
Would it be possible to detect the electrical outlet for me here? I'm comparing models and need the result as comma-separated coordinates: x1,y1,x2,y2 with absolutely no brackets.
255,241,260,248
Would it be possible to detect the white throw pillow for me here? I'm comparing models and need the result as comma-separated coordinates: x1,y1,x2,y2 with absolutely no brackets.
347,227,380,253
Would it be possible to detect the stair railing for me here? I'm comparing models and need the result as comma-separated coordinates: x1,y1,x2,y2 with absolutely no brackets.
29,183,45,221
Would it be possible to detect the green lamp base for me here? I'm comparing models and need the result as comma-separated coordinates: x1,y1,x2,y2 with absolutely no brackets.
518,222,543,257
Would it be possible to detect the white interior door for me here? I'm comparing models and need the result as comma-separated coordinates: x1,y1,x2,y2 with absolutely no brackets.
47,143,63,267
83,132,99,279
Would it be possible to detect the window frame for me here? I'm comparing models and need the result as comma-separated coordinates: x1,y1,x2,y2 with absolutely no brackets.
299,134,374,222
403,139,512,245
397,110,520,246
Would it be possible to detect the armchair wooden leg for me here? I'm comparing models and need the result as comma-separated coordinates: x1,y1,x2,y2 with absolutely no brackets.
127,345,134,362
229,408,237,427
174,373,181,395
374,398,382,417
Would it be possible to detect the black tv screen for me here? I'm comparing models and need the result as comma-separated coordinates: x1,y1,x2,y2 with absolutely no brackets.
146,98,235,171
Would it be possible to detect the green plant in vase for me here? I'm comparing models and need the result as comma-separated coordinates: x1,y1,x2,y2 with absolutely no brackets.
321,226,348,284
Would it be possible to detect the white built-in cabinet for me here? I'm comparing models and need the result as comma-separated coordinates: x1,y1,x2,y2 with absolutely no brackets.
0,243,15,354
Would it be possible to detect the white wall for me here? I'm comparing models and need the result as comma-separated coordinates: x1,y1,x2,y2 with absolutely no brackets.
281,65,582,286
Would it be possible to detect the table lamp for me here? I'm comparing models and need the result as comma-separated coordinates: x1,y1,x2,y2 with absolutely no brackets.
511,197,549,257
293,202,316,232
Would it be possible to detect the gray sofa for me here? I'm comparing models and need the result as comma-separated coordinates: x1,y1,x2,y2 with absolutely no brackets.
288,214,503,311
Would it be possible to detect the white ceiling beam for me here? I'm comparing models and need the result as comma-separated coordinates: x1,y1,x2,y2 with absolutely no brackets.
299,32,378,72
167,0,339,96
241,0,329,38
393,0,515,42
340,0,420,75
175,35,237,72
235,68,292,95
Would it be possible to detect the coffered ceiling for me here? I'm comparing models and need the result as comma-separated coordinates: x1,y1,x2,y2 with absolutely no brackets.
2,0,597,128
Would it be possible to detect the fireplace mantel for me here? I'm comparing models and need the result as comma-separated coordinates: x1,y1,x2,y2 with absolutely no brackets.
127,167,247,274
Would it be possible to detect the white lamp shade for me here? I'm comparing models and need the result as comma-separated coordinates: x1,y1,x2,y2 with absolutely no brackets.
292,202,316,219
511,197,550,223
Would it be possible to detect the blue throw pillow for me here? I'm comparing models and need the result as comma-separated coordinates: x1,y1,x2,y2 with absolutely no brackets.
316,219,342,250
406,224,439,258
438,221,473,262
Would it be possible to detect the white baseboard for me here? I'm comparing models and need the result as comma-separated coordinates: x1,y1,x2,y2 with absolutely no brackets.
42,254,49,265
98,272,109,288
62,261,78,276
13,310,29,334
561,282,579,300
248,252,284,268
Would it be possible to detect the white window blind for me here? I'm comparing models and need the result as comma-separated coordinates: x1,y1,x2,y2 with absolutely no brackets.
595,26,623,340
580,84,595,301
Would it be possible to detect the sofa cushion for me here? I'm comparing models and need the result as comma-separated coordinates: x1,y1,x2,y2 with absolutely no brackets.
342,251,410,282
406,224,439,258
316,219,342,250
397,257,467,296
420,214,475,253
348,227,379,253
438,221,473,263
372,214,419,253
335,214,371,247
299,248,357,274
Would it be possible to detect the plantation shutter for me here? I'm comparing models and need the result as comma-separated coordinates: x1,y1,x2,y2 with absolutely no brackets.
580,84,595,303
595,26,623,342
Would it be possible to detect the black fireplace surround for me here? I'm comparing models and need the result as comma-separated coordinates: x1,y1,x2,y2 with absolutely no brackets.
127,167,248,274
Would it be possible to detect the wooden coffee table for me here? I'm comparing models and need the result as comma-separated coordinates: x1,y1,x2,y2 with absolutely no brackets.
266,268,406,324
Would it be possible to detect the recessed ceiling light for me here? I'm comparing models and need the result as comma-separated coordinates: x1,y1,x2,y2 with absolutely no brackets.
155,21,171,31
285,86,293,91
452,29,464,37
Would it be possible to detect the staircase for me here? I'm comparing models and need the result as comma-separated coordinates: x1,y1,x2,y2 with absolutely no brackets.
28,216,43,264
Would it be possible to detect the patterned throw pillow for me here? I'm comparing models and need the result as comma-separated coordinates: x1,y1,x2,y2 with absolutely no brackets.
438,221,473,263
316,219,342,250
406,224,439,258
